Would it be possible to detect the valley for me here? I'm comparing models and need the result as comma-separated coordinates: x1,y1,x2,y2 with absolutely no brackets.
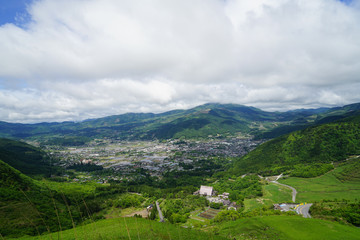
1,102,360,239
48,137,261,182
2,0,360,238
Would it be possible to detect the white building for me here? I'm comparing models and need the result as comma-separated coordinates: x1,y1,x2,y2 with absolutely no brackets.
199,185,214,196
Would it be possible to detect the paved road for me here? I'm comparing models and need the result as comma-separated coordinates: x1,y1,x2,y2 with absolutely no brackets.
272,180,297,203
270,173,312,218
156,201,165,222
295,204,313,218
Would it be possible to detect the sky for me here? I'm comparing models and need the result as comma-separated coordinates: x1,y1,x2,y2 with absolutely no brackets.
0,0,360,123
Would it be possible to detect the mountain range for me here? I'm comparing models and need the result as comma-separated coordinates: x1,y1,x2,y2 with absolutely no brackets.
0,102,360,145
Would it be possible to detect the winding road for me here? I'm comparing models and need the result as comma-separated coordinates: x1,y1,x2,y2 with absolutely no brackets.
272,180,297,203
270,173,312,218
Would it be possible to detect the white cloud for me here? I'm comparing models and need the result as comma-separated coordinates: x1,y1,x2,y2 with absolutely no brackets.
0,0,360,122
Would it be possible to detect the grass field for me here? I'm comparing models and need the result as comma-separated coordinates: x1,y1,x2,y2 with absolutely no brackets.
216,215,360,240
279,164,360,202
13,217,227,240
37,179,103,197
244,182,292,211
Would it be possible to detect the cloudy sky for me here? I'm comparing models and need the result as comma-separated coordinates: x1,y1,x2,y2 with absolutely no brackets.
0,0,360,123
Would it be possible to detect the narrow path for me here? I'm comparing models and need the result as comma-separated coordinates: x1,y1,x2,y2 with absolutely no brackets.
271,180,297,203
156,201,165,222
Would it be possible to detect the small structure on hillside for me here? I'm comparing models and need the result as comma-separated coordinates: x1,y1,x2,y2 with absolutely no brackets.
273,203,297,212
227,202,238,210
194,185,215,196
218,192,229,199
200,185,214,196
147,204,154,212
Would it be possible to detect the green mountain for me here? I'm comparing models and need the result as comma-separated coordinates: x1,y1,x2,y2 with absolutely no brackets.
0,103,280,143
0,102,359,144
257,103,360,139
231,113,360,176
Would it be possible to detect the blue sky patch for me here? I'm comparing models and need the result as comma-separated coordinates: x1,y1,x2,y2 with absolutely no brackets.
0,0,32,26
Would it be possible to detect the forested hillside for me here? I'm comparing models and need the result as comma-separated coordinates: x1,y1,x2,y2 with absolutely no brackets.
0,159,110,237
0,138,52,176
231,114,360,176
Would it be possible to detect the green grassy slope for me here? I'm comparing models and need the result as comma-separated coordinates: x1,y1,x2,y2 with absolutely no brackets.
14,217,227,240
244,182,292,211
0,160,37,195
279,158,360,202
0,138,51,176
231,114,360,176
216,215,360,240
0,158,104,238
0,160,47,237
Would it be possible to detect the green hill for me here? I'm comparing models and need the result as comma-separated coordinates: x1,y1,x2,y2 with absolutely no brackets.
231,114,360,176
0,160,49,237
3,102,359,143
14,217,227,240
255,103,360,139
0,138,51,176
11,210,360,240
0,160,37,195
278,157,360,202
216,215,360,240
0,158,103,238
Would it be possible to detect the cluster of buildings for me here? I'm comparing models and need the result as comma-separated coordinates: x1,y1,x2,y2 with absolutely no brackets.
174,138,262,158
48,138,261,181
194,185,239,210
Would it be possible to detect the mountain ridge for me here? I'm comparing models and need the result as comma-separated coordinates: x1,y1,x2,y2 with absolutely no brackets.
0,102,359,144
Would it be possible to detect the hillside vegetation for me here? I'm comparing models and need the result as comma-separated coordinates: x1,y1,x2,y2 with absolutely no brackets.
257,103,360,139
231,114,360,176
278,157,360,202
15,217,227,240
215,215,360,240
0,138,51,176
0,159,108,237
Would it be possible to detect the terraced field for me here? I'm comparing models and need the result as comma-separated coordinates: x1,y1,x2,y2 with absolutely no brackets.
198,208,221,219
